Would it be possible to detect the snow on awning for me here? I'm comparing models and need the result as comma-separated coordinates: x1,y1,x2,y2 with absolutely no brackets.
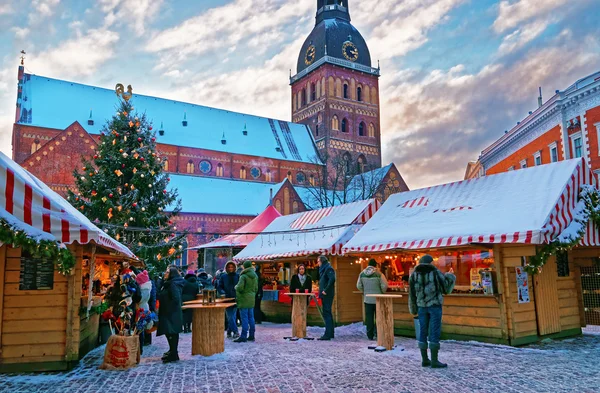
343,159,599,253
191,205,282,249
0,152,135,258
234,199,380,261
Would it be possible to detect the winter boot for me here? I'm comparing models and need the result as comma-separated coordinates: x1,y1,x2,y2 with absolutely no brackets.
420,348,431,367
233,336,247,343
163,352,179,363
247,336,255,342
162,351,170,360
430,345,447,368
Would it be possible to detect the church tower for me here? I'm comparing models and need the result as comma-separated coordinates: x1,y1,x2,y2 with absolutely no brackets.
291,0,382,173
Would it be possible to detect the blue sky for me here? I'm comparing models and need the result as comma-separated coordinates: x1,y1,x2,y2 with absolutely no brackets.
0,0,599,188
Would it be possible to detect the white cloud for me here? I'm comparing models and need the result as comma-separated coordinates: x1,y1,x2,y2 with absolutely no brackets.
497,18,551,55
29,0,60,24
100,0,164,36
493,0,570,33
0,4,13,15
12,27,30,39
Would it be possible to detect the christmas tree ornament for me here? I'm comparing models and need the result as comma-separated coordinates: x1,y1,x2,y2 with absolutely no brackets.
114,169,123,177
119,149,124,153
168,247,176,256
130,185,135,190
137,137,142,142
124,223,128,228
129,121,134,127
82,167,87,171
117,205,123,211
112,139,116,145
141,207,145,211
122,164,126,168
132,203,137,207
101,197,107,202
91,190,97,196
124,136,127,141
140,157,145,162
109,193,113,198
129,217,134,221
132,168,137,174
80,176,86,181
163,190,167,194
122,153,128,158
148,184,152,188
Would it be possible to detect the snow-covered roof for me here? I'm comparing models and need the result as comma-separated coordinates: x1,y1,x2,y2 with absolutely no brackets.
0,152,135,258
234,199,380,261
343,159,599,253
17,73,322,165
168,175,287,216
191,205,282,249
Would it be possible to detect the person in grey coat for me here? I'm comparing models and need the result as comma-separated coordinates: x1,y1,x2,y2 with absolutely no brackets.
357,259,388,340
409,255,456,368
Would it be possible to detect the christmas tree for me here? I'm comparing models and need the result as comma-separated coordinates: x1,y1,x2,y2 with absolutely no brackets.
69,97,186,276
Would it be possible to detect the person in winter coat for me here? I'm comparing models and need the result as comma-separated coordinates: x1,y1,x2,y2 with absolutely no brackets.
409,255,456,368
357,259,388,340
197,268,214,290
290,264,313,305
253,264,264,324
218,261,239,338
317,255,336,340
182,270,199,333
135,270,153,352
234,261,258,343
157,267,186,363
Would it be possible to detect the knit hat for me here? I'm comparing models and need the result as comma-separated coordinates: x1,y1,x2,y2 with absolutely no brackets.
197,268,206,274
243,260,253,269
187,269,195,275
135,270,150,286
368,259,377,267
419,255,434,265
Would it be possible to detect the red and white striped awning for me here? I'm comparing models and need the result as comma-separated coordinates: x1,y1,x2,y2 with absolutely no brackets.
343,159,600,253
233,199,380,261
0,152,135,258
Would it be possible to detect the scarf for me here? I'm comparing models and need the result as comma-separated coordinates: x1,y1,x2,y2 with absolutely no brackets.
298,274,306,286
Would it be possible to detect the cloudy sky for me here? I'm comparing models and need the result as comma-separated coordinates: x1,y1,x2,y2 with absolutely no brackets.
0,0,599,189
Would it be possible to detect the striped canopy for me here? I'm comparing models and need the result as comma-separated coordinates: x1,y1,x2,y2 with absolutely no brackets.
0,152,135,258
234,199,380,261
343,159,600,253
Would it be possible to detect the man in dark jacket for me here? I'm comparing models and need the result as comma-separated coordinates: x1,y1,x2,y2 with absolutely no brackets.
182,270,199,333
157,267,186,363
254,264,264,324
218,261,239,338
317,255,336,340
409,255,456,368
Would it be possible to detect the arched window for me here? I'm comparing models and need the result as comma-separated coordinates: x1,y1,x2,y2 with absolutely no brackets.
329,77,335,97
240,166,247,179
341,118,348,133
216,163,223,177
315,124,319,136
311,83,316,102
31,139,41,154
371,87,378,105
287,171,293,182
316,80,321,98
292,201,299,213
368,123,375,138
336,78,342,97
309,174,316,186
296,172,306,184
357,86,362,102
332,115,339,131
250,167,261,179
343,152,352,174
199,160,212,174
265,169,272,182
275,199,282,213
343,83,349,99
284,188,291,215
301,89,307,106
163,159,169,171
358,122,365,136
357,155,367,173
186,160,194,174
364,85,370,104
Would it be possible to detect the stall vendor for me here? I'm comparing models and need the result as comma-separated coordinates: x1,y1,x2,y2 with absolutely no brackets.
290,264,313,304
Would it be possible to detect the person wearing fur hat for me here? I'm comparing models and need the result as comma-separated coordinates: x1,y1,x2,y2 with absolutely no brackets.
197,268,214,290
357,259,388,340
157,267,186,363
218,261,240,338
409,255,456,368
182,270,199,333
233,261,258,343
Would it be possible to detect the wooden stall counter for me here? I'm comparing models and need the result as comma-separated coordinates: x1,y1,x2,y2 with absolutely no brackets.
284,293,314,338
366,294,404,350
182,303,235,356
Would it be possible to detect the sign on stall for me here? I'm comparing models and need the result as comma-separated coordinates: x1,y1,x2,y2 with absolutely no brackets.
515,267,530,304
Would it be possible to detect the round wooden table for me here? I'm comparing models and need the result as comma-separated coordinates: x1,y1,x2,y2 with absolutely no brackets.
181,303,235,356
185,297,235,304
285,293,314,338
365,294,404,350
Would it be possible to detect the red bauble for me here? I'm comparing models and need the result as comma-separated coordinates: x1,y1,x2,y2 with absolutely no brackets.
109,193,113,198
94,155,98,159
132,203,138,207
151,137,156,142
163,190,167,194
167,177,171,181
115,133,119,137
137,137,142,142
149,126,153,131
140,157,145,161
122,164,126,168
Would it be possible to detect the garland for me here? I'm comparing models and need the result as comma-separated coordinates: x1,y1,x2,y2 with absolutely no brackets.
0,218,75,275
526,185,600,275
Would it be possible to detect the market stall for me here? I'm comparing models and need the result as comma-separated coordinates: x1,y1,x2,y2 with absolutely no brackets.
343,159,597,345
0,152,136,372
234,199,380,326
191,205,281,274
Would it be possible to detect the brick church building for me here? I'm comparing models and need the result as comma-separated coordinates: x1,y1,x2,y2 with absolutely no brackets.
467,71,600,180
10,0,408,268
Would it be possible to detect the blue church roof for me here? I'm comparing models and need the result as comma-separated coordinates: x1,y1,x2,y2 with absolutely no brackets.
168,175,287,216
17,73,321,164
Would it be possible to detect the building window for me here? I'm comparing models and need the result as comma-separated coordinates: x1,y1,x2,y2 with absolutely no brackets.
331,115,339,131
315,124,319,136
343,152,352,174
186,160,194,174
358,122,365,136
265,169,272,182
199,160,212,174
343,83,349,99
311,83,316,102
520,159,527,169
508,166,514,171
292,201,299,213
287,171,293,182
250,167,261,179
163,159,169,171
357,155,367,173
296,172,306,184
549,142,558,163
31,139,41,154
216,163,223,177
341,118,348,133
534,152,542,166
357,86,362,102
309,174,315,186
572,134,582,158
240,166,247,179
301,89,307,106
275,199,282,213
368,123,375,138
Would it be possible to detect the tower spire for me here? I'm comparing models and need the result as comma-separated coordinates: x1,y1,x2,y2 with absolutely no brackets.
316,0,350,24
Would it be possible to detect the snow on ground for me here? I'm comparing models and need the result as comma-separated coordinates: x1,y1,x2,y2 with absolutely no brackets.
1,323,599,393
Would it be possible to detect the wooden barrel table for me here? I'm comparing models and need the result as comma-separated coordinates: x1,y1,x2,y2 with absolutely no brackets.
284,293,313,338
181,303,235,356
365,294,404,350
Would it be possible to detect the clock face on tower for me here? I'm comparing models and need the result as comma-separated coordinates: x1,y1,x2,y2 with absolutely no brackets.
305,45,316,65
342,41,359,62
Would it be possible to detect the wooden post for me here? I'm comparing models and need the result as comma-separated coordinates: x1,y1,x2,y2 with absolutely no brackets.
494,245,509,341
65,245,83,362
376,297,394,350
331,255,339,323
86,245,96,319
291,295,308,338
0,245,6,354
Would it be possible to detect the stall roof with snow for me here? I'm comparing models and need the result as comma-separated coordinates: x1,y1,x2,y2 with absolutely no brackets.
343,159,599,253
234,199,380,261
191,205,282,249
0,151,135,258
17,73,322,164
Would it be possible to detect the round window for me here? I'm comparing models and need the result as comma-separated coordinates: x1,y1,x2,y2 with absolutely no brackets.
296,172,306,184
199,160,212,174
250,167,262,179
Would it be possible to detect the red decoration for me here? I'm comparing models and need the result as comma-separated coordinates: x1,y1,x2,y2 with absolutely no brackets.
140,157,145,162
133,203,137,207
94,155,98,159
122,164,126,168
137,137,142,142
149,127,153,131
151,137,156,142
109,193,113,198
163,190,167,194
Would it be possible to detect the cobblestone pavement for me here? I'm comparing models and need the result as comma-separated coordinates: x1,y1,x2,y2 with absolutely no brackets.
1,323,599,393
